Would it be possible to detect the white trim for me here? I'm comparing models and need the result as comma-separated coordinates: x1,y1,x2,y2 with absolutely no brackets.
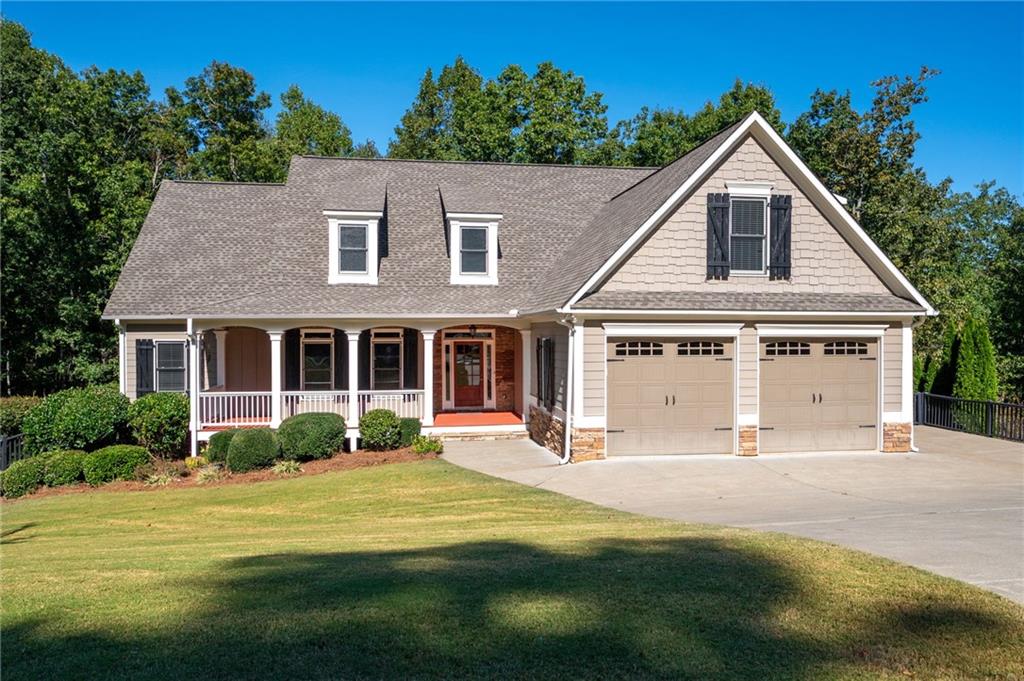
565,112,936,316
300,329,335,391
726,181,773,197
187,319,199,457
328,215,380,285
445,212,504,221
449,217,499,285
344,330,361,450
573,415,605,429
116,320,126,394
519,329,532,423
441,328,496,410
268,331,283,428
322,210,384,219
421,330,436,426
370,328,404,391
572,324,586,420
901,323,913,422
603,322,744,337
737,412,759,427
882,412,905,423
153,339,188,392
565,308,923,318
423,423,526,436
729,195,769,275
755,324,886,338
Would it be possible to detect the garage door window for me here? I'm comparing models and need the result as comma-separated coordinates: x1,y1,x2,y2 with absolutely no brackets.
824,341,868,355
677,341,724,356
615,341,663,357
765,341,810,356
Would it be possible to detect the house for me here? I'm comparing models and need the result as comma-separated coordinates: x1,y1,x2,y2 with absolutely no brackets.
103,112,935,461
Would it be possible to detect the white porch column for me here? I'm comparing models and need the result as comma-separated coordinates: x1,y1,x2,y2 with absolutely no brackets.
213,329,227,387
116,319,126,395
421,330,436,426
345,330,361,450
520,328,532,423
268,331,283,428
187,319,200,457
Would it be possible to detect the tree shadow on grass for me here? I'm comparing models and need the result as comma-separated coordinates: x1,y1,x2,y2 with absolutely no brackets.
0,522,36,544
4,537,1020,680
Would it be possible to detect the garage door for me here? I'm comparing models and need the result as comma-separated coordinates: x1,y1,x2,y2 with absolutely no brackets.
759,339,878,453
607,339,733,455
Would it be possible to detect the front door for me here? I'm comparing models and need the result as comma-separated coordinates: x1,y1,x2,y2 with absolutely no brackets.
454,342,484,407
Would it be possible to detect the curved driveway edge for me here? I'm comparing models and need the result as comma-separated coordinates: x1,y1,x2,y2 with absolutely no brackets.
442,427,1024,603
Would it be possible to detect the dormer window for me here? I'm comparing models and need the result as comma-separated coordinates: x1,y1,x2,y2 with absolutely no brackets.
447,212,501,285
324,210,383,285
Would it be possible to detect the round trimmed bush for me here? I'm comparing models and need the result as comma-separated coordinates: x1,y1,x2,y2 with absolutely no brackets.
398,417,421,447
82,445,151,486
277,412,347,461
0,396,42,435
128,392,190,457
226,428,279,472
23,385,129,455
206,429,240,463
42,449,87,487
2,457,46,498
359,409,401,450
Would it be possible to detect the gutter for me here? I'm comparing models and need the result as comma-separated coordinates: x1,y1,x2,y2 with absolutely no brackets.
555,315,577,464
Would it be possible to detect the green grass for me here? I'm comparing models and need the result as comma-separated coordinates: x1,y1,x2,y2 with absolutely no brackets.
2,460,1022,680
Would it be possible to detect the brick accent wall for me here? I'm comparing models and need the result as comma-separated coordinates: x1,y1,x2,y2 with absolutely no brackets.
882,422,912,453
570,428,605,462
738,425,758,456
528,404,564,456
433,326,518,415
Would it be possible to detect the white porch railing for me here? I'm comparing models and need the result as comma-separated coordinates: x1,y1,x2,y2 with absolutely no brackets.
282,391,349,419
357,390,425,420
199,392,272,428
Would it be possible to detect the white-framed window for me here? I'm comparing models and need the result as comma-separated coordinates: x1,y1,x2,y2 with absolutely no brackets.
447,212,501,285
155,341,187,392
536,336,556,410
325,210,383,284
725,181,772,276
371,328,403,390
300,329,334,391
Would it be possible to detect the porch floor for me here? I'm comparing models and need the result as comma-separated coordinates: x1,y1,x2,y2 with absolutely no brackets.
433,411,524,427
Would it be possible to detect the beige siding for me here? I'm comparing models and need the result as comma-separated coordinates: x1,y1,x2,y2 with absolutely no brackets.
738,324,758,416
884,323,903,414
602,134,892,295
582,321,605,417
530,322,568,412
124,323,187,400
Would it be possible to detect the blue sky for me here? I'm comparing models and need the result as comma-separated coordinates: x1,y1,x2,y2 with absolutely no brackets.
5,2,1023,196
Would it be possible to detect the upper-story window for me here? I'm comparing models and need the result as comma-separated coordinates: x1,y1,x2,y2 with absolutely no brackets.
447,212,502,285
730,197,767,274
325,210,383,285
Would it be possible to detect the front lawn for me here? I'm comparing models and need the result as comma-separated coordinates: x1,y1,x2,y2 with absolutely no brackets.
2,459,1021,680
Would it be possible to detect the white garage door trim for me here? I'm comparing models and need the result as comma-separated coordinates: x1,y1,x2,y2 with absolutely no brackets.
604,323,741,455
756,324,884,452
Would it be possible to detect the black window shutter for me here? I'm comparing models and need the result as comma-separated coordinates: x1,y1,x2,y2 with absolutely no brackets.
769,195,792,280
535,338,544,404
136,339,154,396
332,329,347,390
707,193,730,279
285,329,301,390
545,338,556,410
402,328,418,389
358,330,371,390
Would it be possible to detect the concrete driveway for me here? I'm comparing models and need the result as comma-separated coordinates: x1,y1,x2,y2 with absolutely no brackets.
443,427,1024,603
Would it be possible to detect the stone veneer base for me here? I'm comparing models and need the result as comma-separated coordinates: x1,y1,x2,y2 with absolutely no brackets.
882,422,912,452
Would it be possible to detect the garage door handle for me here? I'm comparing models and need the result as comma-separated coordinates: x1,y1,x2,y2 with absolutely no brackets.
812,393,816,403
714,426,732,431
819,393,823,403
672,395,676,405
607,429,625,433
759,427,775,431
665,395,668,406
859,424,876,429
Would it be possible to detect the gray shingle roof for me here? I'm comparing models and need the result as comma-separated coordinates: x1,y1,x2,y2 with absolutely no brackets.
573,290,925,313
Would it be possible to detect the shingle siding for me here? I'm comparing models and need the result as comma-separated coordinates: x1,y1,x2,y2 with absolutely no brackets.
124,323,187,400
601,135,893,296
530,322,568,412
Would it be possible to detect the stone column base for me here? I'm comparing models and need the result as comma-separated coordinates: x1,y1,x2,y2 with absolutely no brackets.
570,428,605,462
528,405,564,457
738,425,758,456
882,422,912,452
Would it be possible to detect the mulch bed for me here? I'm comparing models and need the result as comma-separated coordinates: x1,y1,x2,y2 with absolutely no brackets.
3,448,439,502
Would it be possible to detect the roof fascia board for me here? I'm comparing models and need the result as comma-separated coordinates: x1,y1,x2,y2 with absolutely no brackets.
560,307,922,319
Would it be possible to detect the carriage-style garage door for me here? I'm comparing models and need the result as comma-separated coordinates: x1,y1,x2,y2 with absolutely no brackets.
759,339,878,453
606,338,733,455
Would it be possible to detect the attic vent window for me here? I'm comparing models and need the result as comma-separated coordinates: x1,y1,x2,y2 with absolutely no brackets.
447,212,502,285
325,210,383,285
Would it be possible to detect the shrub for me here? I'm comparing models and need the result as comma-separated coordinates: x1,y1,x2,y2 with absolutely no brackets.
82,445,151,486
144,472,175,486
23,385,129,454
226,428,279,472
1,457,46,498
0,396,42,435
399,418,421,447
42,449,87,487
206,429,240,463
411,434,444,455
185,456,208,471
272,460,302,476
359,409,402,450
196,465,223,485
127,392,190,457
277,412,347,461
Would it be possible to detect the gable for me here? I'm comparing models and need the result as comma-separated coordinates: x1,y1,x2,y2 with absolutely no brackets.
600,134,892,296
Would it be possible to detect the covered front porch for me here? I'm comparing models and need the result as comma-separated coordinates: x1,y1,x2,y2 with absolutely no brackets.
189,322,531,451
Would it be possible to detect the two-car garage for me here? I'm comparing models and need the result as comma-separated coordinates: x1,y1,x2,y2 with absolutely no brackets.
604,329,880,456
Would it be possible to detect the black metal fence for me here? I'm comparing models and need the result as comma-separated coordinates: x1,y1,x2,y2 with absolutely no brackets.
915,392,1024,442
0,433,27,471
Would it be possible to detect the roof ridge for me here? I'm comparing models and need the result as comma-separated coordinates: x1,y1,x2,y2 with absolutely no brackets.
292,154,658,172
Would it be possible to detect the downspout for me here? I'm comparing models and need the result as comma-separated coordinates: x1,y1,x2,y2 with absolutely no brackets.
556,315,577,464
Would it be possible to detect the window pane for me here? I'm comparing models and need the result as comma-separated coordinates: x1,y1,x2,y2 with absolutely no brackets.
339,248,367,272
157,342,185,369
461,250,487,273
339,224,366,249
373,342,401,390
303,343,332,390
461,226,487,250
157,369,186,392
731,237,763,271
731,199,765,236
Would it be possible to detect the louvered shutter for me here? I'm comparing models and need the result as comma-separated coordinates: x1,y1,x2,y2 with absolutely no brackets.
769,195,792,280
545,338,556,410
285,329,301,390
358,331,371,390
332,329,347,390
707,193,730,279
136,339,154,396
402,329,418,389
